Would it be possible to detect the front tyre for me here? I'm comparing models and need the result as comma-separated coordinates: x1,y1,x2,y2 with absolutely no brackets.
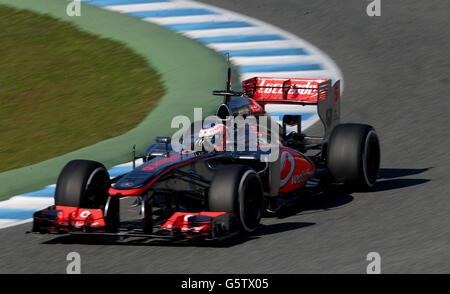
327,124,380,190
208,165,264,234
54,160,119,232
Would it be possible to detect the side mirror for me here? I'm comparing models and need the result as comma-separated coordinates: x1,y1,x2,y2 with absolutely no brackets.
156,136,171,156
156,136,171,144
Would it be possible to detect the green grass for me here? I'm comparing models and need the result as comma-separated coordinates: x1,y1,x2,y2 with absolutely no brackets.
0,5,165,173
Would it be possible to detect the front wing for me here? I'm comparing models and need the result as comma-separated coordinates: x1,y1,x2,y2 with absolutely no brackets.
31,206,237,241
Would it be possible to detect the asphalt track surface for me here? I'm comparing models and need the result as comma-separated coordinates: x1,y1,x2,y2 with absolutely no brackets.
1,0,449,273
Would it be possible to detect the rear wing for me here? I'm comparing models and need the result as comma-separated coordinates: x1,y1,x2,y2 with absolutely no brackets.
242,77,341,138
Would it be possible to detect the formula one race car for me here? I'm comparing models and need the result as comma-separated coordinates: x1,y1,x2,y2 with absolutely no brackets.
31,68,380,242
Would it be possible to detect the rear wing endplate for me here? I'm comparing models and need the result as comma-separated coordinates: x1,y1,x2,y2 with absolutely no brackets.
317,80,340,138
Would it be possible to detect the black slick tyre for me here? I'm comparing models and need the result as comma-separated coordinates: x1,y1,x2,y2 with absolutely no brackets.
54,159,119,232
327,123,380,190
208,165,264,234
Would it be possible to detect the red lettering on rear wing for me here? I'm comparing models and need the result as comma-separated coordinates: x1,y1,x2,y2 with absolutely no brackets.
242,77,341,138
242,77,331,105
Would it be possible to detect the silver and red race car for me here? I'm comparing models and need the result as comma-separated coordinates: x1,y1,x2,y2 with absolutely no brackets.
31,68,380,242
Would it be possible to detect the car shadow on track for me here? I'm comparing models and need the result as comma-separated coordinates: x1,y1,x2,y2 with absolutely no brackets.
276,167,430,218
373,168,431,192
39,221,315,248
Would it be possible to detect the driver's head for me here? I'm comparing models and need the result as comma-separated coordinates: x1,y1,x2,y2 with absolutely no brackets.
196,123,228,152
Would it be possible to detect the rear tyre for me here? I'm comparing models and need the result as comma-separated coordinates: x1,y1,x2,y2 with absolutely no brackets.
208,165,264,234
54,160,119,232
327,123,380,190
